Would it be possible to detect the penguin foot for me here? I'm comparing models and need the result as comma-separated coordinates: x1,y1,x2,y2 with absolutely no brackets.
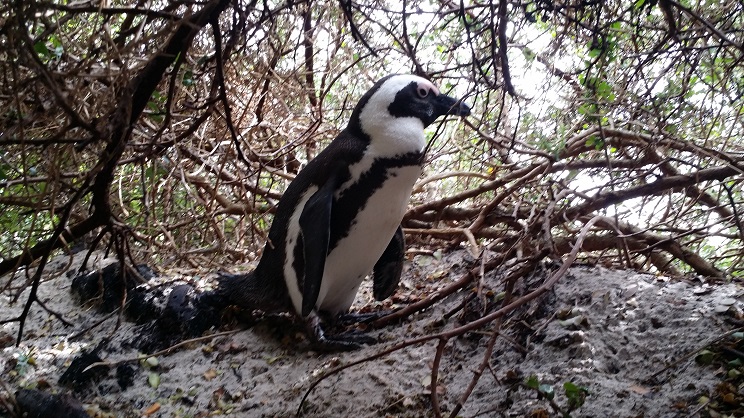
306,312,376,352
311,334,374,352
337,309,397,325
328,330,377,345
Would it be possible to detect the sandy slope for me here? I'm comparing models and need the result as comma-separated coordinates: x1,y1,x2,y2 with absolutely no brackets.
1,250,741,417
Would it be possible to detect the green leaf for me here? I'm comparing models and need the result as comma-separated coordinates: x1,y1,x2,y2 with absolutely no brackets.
49,35,62,48
727,358,742,367
525,375,539,389
522,47,536,62
695,349,715,365
266,355,283,365
148,372,160,388
564,381,589,397
585,135,605,150
539,383,555,400
34,42,50,57
182,70,194,86
596,81,615,101
433,249,443,261
150,90,164,102
145,166,155,182
564,382,589,408
145,356,159,368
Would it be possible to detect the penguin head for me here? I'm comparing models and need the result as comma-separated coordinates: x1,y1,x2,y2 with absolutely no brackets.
385,75,471,127
351,75,471,143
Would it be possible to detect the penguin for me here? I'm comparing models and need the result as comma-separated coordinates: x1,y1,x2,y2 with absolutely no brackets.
221,74,470,350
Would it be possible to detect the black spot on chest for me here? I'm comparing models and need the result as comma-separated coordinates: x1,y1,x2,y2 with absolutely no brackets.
328,152,423,251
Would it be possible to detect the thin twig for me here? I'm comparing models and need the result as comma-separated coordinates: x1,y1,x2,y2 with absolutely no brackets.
644,325,744,384
82,329,241,372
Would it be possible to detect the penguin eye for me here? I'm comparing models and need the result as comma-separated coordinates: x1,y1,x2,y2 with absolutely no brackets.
416,87,430,98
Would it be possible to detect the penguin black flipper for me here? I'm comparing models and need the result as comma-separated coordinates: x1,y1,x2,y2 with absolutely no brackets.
372,225,405,301
298,172,339,317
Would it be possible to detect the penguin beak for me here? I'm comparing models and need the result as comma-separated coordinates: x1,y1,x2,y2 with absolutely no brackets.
433,94,471,118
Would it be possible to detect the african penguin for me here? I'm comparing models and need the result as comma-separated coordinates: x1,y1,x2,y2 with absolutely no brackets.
222,74,470,349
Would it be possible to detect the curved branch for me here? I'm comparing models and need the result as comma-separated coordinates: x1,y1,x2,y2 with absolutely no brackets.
303,2,318,108
337,0,378,56
562,162,744,222
495,0,515,96
588,216,723,277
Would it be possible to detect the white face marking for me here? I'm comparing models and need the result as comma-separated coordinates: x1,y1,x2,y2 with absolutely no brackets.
338,75,434,197
283,186,318,315
358,74,435,157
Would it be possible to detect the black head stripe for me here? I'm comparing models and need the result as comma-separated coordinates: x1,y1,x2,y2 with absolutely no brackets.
387,82,422,119
388,81,445,126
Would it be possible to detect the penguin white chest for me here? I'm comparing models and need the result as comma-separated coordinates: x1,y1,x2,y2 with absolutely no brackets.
316,164,421,314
